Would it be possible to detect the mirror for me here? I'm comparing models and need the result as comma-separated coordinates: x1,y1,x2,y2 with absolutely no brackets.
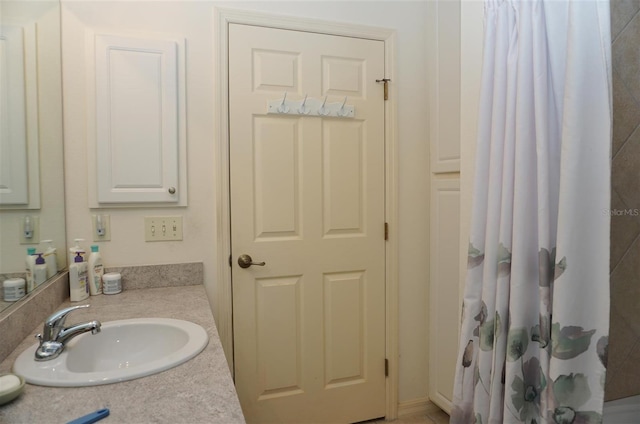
0,0,65,313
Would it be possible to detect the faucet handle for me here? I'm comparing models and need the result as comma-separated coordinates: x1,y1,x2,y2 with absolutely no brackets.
43,304,90,341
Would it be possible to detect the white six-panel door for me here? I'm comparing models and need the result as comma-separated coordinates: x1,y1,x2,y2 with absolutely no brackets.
229,24,386,423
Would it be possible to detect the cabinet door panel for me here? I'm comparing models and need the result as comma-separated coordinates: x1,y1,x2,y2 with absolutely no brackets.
92,33,186,205
429,178,460,413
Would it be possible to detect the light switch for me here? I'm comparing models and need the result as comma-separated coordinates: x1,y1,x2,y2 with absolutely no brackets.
144,216,183,241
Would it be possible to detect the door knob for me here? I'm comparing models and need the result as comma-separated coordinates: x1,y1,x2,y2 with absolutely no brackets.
238,254,266,269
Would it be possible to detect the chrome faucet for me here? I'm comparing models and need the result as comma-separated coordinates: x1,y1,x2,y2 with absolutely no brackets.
35,304,101,361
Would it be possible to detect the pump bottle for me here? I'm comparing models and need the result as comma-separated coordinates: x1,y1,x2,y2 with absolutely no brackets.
69,252,89,302
41,240,58,278
69,238,86,265
34,254,47,287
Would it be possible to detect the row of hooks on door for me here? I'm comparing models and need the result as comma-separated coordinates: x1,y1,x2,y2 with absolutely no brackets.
267,93,355,118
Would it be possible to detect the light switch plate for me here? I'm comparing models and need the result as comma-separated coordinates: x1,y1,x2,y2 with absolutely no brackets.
144,216,183,241
19,216,40,245
91,214,111,241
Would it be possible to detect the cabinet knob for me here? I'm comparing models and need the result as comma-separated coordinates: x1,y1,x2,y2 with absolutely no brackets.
168,187,176,194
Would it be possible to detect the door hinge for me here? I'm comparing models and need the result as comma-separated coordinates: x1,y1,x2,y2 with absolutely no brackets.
384,222,389,241
385,358,389,377
229,254,232,267
376,78,391,101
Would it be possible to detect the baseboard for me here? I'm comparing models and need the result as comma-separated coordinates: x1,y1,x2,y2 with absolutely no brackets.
397,397,432,417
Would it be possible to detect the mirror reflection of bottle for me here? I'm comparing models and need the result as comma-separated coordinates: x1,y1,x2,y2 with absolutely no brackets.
34,253,47,287
41,240,58,278
3,278,25,302
25,248,37,293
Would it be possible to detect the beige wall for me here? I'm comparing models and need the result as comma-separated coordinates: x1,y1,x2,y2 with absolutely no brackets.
61,0,430,405
606,0,640,402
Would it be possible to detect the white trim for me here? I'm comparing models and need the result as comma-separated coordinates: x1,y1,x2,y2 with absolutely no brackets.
429,392,453,416
212,6,234,373
428,177,461,416
213,6,399,420
383,28,400,424
398,397,431,417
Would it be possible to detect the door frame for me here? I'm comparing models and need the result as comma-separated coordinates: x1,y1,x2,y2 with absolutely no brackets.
212,7,400,420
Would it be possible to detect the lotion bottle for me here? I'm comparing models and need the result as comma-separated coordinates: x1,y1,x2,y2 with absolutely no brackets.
69,252,89,302
41,240,58,278
34,253,47,287
88,245,104,295
25,247,37,293
69,238,86,265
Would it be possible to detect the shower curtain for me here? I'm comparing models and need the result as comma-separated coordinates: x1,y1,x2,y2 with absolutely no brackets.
451,1,611,423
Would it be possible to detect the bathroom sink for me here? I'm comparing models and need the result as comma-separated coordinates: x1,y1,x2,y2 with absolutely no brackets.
13,318,208,387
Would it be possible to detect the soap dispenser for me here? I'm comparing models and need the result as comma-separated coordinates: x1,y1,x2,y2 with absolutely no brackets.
34,254,47,287
69,252,89,302
41,240,58,278
69,238,86,265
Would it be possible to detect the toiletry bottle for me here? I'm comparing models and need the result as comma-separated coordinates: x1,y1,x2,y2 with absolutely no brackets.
41,240,58,278
25,247,37,292
88,245,104,295
69,238,86,265
102,272,122,295
34,253,47,287
69,252,89,302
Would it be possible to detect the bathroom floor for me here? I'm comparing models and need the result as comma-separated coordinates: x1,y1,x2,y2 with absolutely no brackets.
363,403,450,424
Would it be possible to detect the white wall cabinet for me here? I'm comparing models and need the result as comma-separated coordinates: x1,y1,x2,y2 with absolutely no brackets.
88,32,187,206
0,23,40,208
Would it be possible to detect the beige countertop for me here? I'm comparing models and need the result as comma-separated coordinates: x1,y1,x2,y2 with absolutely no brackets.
0,285,245,424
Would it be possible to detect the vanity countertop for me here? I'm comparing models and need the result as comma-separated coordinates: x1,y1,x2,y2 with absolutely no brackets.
0,285,245,424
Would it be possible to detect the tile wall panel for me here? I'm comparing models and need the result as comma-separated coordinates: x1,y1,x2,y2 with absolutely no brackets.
607,2,640,401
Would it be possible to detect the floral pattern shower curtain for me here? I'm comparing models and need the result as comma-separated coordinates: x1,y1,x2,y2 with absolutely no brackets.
451,1,611,423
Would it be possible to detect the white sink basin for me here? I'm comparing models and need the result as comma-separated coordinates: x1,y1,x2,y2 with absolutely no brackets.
13,318,208,387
